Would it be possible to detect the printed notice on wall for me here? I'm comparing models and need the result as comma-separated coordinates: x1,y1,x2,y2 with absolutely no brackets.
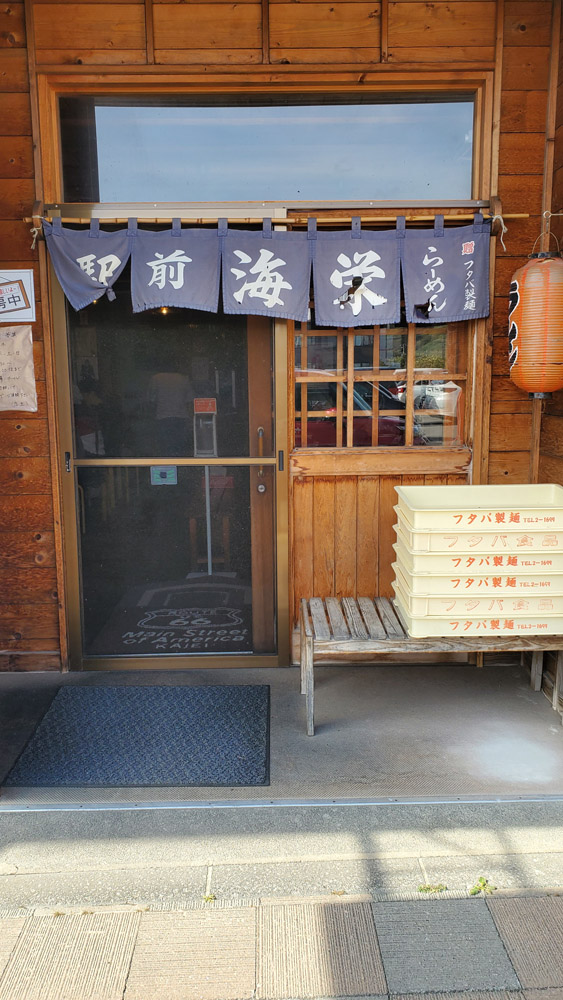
0,270,35,322
0,325,37,412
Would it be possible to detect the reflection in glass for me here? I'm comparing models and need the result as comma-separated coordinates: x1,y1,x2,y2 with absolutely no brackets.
353,382,373,408
304,336,338,372
60,96,474,203
68,278,273,459
354,335,374,369
379,381,405,410
294,335,302,370
415,328,447,369
78,465,276,656
378,415,405,446
380,330,407,369
304,382,340,412
296,418,337,448
413,380,463,446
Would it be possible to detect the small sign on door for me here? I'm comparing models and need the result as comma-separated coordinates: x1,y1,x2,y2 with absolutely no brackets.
150,465,178,486
194,397,217,414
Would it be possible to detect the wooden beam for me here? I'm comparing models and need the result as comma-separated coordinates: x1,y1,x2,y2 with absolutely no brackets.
290,447,472,477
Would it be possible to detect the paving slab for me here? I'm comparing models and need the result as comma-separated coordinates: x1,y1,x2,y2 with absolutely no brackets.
0,917,26,979
212,857,423,898
523,991,563,1000
422,853,563,890
257,901,386,999
393,993,521,1000
392,990,520,1000
0,912,140,1000
488,896,563,988
371,899,521,994
0,864,208,908
124,908,256,1000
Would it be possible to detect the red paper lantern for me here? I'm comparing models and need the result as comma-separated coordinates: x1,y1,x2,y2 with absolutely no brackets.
508,252,563,397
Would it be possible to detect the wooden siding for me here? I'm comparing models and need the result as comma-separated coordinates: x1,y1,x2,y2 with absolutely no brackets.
0,0,559,664
489,0,554,486
290,471,468,623
0,18,61,669
539,8,563,488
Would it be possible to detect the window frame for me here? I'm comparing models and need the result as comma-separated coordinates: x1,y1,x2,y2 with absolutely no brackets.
291,320,472,451
37,72,494,206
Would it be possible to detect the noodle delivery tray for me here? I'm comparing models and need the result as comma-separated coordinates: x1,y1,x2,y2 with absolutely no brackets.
392,563,563,616
391,556,563,595
392,588,563,638
393,508,563,553
393,529,563,571
395,483,563,530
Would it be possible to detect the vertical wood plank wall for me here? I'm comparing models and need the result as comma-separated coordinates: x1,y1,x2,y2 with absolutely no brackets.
0,14,60,670
0,0,559,666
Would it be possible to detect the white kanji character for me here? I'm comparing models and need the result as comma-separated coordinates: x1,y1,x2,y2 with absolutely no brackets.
76,253,121,286
146,250,192,290
330,250,387,315
231,249,292,309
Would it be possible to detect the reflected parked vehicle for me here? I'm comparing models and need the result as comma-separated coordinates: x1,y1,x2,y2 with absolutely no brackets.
295,381,428,446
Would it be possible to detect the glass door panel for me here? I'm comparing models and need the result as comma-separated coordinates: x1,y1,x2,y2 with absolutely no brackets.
64,288,278,664
77,465,275,656
68,287,273,460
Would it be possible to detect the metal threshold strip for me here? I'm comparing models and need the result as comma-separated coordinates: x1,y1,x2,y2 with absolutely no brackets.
1,794,563,813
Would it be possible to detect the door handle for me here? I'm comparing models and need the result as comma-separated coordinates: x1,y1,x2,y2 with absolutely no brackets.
257,426,264,477
64,451,71,473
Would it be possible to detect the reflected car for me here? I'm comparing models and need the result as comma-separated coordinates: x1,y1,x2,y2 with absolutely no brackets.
294,381,426,447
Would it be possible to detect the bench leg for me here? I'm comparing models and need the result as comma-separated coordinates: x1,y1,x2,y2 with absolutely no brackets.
303,634,315,736
299,606,307,695
530,651,543,692
552,650,563,721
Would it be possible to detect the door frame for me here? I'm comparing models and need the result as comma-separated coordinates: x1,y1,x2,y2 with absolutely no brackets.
51,273,290,669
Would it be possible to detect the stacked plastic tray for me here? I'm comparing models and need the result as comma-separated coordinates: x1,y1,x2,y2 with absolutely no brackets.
391,484,563,637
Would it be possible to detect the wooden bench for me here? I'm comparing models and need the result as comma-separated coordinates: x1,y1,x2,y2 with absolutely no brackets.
299,597,563,736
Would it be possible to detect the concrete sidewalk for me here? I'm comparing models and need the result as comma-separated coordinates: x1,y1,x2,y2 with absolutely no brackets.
0,801,562,998
0,891,562,999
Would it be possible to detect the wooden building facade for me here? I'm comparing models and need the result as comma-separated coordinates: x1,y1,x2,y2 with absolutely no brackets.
0,0,562,672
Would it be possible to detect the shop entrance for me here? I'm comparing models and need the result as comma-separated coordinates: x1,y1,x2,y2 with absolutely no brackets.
57,282,286,669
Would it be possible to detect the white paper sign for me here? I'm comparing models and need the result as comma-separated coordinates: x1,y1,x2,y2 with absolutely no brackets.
0,270,35,322
0,325,37,412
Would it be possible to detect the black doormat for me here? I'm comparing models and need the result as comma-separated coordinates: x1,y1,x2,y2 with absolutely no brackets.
4,685,270,787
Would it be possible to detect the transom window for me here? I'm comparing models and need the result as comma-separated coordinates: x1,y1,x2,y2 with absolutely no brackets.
292,320,469,449
59,94,474,203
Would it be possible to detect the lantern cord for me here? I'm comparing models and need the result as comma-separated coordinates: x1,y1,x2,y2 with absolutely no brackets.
530,229,561,257
491,214,508,252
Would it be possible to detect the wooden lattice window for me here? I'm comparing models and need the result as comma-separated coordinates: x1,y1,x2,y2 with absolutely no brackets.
292,319,470,449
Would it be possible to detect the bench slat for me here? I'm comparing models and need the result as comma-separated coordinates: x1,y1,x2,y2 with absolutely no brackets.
300,599,313,638
375,597,407,638
326,597,350,639
341,597,369,639
309,598,331,640
357,597,387,640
